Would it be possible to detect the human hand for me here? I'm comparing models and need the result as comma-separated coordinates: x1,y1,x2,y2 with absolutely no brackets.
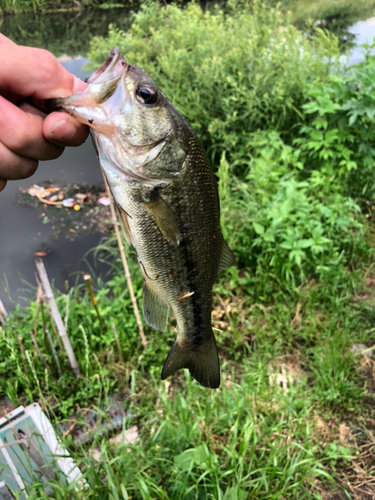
0,34,89,192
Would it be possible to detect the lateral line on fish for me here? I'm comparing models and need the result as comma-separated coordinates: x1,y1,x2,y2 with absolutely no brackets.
177,291,195,301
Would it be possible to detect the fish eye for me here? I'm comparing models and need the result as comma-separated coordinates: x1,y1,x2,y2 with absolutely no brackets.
136,84,158,106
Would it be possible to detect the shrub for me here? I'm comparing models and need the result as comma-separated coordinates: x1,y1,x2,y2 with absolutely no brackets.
88,1,373,297
88,0,339,170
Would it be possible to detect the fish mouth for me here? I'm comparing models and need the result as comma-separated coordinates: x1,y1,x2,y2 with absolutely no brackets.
46,47,128,113
86,47,126,84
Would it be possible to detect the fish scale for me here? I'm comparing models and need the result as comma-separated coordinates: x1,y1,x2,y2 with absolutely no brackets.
47,47,235,388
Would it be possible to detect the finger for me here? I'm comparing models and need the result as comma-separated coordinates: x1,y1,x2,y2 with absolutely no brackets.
0,45,87,104
0,141,38,181
0,179,7,192
44,112,90,147
0,34,17,45
0,97,64,161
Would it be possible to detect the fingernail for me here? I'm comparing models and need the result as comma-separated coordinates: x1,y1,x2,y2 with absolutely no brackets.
49,120,76,142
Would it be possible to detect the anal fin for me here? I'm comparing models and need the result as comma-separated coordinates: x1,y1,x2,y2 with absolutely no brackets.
143,281,170,331
161,332,220,389
218,239,236,273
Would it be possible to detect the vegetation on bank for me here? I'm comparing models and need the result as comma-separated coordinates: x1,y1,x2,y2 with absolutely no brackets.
1,1,375,498
0,0,134,16
0,8,134,57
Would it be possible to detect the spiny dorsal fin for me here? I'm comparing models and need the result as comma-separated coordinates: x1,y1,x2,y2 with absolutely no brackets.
161,332,220,389
218,239,236,273
143,191,181,246
143,281,170,331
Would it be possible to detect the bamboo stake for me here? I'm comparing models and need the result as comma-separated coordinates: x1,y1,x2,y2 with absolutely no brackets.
103,177,148,349
45,328,62,377
35,259,79,376
18,336,28,377
112,322,124,363
28,331,48,370
83,273,105,330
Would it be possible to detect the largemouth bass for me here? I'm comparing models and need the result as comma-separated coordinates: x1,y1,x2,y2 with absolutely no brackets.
48,47,235,388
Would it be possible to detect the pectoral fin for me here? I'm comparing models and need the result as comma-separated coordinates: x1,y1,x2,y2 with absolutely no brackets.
143,281,170,330
117,204,134,246
143,191,181,245
218,239,236,273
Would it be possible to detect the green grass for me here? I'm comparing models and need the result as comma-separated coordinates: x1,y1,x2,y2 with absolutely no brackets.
1,240,375,498
2,1,375,498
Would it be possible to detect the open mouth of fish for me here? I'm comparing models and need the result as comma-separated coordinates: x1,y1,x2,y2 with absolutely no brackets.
86,47,127,85
47,48,171,186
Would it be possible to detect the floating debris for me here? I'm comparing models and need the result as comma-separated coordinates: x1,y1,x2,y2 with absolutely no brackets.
17,182,112,241
62,198,75,208
98,196,110,206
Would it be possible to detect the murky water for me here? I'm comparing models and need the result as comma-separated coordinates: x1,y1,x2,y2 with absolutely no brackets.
0,11,131,310
1,7,375,311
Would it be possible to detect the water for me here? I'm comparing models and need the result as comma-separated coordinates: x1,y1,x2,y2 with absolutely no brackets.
1,6,375,311
0,10,135,310
345,17,375,65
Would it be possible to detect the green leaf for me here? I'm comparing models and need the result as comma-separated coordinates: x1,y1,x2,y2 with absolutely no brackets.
298,239,313,249
253,222,265,235
174,448,196,469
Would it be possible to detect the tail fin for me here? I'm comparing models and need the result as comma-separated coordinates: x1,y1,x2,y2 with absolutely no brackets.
161,332,220,389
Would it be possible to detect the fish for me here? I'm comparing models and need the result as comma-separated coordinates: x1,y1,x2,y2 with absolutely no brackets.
48,47,235,389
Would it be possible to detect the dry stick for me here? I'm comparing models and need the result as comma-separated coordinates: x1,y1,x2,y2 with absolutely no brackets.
28,331,48,370
37,281,65,357
112,323,124,363
17,336,28,376
35,259,79,376
45,328,62,377
104,177,148,349
63,405,92,437
84,274,105,330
